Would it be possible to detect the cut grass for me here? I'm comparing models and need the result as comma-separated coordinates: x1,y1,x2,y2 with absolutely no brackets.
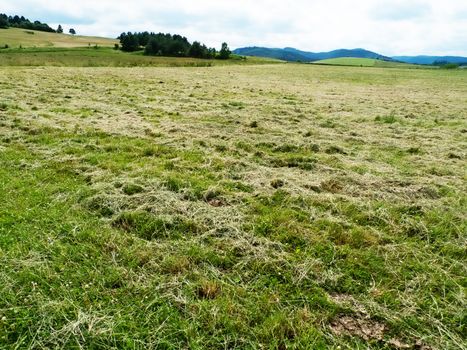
0,47,281,67
0,27,118,48
0,62,466,349
313,57,421,68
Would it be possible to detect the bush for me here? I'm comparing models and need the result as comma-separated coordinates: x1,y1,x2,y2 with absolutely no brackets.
218,42,231,60
440,63,459,70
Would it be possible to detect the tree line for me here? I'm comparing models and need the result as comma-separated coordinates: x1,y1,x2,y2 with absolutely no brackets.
0,14,76,35
118,32,231,59
0,14,56,33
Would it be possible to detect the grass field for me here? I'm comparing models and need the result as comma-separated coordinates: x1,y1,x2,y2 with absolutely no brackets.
0,27,117,48
312,57,419,68
0,29,279,68
0,47,279,67
0,61,466,349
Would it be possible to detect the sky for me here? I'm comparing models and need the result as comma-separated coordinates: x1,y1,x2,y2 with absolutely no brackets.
2,0,467,56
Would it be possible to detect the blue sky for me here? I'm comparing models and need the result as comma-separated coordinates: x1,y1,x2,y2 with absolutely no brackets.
2,0,467,56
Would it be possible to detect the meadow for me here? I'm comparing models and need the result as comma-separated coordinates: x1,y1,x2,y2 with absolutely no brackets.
0,27,118,48
0,61,466,349
0,28,278,67
312,57,421,68
0,47,281,67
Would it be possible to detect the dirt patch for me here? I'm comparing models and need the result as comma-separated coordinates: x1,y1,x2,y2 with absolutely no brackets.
330,315,385,341
329,310,432,349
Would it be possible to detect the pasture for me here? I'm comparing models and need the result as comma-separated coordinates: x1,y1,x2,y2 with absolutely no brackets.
0,47,279,67
312,57,420,68
0,27,118,48
0,62,466,349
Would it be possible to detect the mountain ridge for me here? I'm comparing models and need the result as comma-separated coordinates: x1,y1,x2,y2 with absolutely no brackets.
233,46,467,65
392,55,467,65
233,46,393,62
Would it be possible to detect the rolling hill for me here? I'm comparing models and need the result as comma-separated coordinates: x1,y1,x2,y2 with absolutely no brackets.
0,27,118,48
233,47,394,62
392,55,467,65
231,47,311,62
234,46,467,65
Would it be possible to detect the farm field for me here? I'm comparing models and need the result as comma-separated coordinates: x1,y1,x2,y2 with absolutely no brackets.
0,29,281,68
0,47,280,67
312,57,420,68
0,27,118,48
0,63,466,349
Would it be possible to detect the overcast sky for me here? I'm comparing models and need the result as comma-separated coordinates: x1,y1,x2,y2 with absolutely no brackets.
3,0,467,56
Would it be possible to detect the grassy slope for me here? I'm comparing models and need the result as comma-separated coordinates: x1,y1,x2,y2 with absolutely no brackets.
0,64,466,349
314,57,377,66
0,27,117,48
313,57,418,68
0,47,281,67
0,29,281,68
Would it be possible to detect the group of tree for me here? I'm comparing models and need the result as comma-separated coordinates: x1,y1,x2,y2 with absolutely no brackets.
433,60,466,69
0,14,76,35
0,14,55,32
118,31,231,59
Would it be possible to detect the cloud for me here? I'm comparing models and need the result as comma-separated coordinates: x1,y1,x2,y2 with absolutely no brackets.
370,1,432,21
2,0,467,56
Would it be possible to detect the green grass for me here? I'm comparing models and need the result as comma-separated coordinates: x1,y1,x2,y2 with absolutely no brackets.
0,27,118,48
0,28,281,68
313,57,420,68
0,62,466,349
0,47,281,67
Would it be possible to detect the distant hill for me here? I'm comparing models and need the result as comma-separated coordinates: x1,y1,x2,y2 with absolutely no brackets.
392,55,467,65
233,47,395,62
232,47,311,61
233,47,467,66
0,27,118,48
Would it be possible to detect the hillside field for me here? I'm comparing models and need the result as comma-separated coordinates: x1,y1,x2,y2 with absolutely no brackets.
312,57,419,68
0,27,118,48
0,47,280,67
0,30,280,67
0,62,466,349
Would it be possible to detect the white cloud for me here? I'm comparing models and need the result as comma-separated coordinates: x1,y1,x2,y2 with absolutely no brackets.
370,1,432,21
3,0,467,55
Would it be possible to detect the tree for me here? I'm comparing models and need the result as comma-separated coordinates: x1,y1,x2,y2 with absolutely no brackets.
0,14,8,28
120,32,139,52
189,41,203,58
218,42,231,60
207,47,217,59
57,24,63,33
1,13,55,32
0,18,8,29
120,31,218,59
11,15,20,24
69,28,76,35
189,41,212,58
138,31,151,46
168,40,188,56
145,37,161,55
